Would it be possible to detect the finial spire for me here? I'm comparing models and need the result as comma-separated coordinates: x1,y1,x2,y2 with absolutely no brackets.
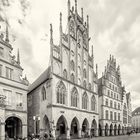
60,12,62,33
81,8,83,21
50,24,53,44
75,0,77,13
87,15,89,27
68,0,70,19
5,22,9,42
92,45,94,57
17,48,20,65
96,64,98,77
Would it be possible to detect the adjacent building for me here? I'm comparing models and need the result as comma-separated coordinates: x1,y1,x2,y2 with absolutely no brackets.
0,24,29,140
28,0,99,139
98,55,132,136
132,107,140,133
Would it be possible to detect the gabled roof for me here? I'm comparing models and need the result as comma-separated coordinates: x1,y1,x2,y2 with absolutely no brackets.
132,107,140,116
28,66,51,93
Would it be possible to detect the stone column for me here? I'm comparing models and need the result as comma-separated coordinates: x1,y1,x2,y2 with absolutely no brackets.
1,122,5,140
66,128,70,140
78,128,82,138
22,124,27,138
87,128,91,137
51,128,56,140
95,129,98,136
102,129,105,136
112,129,114,136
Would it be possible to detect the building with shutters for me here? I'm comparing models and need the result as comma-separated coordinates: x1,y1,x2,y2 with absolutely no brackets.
27,0,99,139
0,23,29,140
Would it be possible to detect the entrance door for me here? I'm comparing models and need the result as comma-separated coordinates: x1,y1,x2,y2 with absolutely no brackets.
5,117,22,139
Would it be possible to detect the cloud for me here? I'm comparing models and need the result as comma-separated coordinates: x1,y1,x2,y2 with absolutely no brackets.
1,0,140,110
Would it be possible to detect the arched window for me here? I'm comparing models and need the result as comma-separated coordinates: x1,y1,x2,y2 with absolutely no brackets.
88,83,91,90
63,69,67,79
91,95,96,111
83,80,86,88
82,92,88,109
71,73,75,83
42,86,46,100
83,69,87,78
114,102,116,109
71,60,75,71
71,87,78,107
118,103,120,109
56,81,66,104
110,111,113,120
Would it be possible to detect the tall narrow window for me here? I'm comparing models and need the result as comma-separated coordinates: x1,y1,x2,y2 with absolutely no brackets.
0,65,2,76
91,95,96,111
3,89,12,105
71,60,75,71
83,80,87,88
6,67,13,80
71,73,75,83
106,110,108,119
42,86,46,101
110,111,113,120
56,81,66,105
63,69,67,79
71,87,78,107
83,69,86,78
82,92,88,110
16,92,22,105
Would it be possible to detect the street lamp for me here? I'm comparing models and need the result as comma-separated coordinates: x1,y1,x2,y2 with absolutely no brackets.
33,116,40,136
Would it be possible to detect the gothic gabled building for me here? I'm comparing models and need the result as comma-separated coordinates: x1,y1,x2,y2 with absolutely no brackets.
0,23,29,140
28,0,99,139
98,55,132,136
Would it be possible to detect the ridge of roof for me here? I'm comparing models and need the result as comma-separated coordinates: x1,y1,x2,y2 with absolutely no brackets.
28,66,51,93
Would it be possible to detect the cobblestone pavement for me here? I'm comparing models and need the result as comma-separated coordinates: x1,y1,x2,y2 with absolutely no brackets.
73,133,140,140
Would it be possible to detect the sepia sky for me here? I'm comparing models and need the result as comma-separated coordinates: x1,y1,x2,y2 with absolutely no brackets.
0,0,140,110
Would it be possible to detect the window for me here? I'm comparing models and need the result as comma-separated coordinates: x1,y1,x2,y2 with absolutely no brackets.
110,100,113,108
110,111,113,120
88,83,91,90
6,67,13,80
0,65,2,76
63,69,67,79
108,90,110,96
111,91,113,98
114,93,116,99
71,73,75,83
3,89,12,105
42,86,46,101
105,99,108,106
114,112,117,121
83,80,87,88
118,113,120,121
91,95,96,111
83,69,87,78
118,103,120,109
114,102,116,109
71,87,78,107
16,92,22,104
71,60,75,71
56,81,66,104
0,47,4,57
106,110,108,119
82,92,88,109
117,94,118,99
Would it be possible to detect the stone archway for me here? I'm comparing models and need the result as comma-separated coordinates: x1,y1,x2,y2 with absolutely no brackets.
5,117,22,139
70,117,79,139
98,124,102,136
110,124,113,136
82,118,89,138
42,115,50,134
56,115,68,139
118,124,121,135
105,123,109,136
91,119,97,137
114,124,117,136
